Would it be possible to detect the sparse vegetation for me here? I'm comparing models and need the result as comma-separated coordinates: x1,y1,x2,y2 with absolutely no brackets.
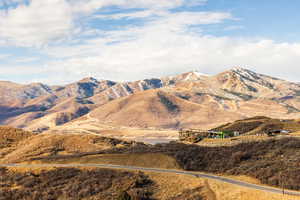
167,187,204,200
0,127,32,149
172,139,300,190
211,116,300,135
0,131,146,163
212,120,265,134
30,136,300,191
2,118,300,194
196,92,232,101
85,137,300,191
55,107,90,126
0,168,155,200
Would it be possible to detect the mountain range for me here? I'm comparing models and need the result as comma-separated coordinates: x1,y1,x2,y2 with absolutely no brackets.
1,67,300,132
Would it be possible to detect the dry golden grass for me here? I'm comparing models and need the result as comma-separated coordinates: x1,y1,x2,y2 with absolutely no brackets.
198,135,273,147
225,175,262,185
33,153,181,169
4,166,299,200
289,131,300,136
146,171,205,200
6,166,57,174
87,89,242,130
0,133,136,163
0,126,32,148
208,179,300,200
46,115,179,144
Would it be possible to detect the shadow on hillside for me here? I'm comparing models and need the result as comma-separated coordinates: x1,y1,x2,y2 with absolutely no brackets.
0,105,46,124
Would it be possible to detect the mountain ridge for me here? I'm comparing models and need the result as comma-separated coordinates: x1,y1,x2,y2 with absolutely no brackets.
1,67,300,131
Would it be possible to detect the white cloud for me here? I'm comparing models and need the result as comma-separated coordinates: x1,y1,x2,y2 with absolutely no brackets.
94,10,164,20
224,25,244,31
0,54,11,60
0,0,208,47
39,9,300,84
1,0,300,84
42,37,300,83
14,57,39,63
0,0,73,47
0,64,44,76
70,0,207,14
0,0,24,7
43,11,233,58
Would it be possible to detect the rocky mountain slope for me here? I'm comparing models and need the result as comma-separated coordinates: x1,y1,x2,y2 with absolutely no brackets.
1,67,300,131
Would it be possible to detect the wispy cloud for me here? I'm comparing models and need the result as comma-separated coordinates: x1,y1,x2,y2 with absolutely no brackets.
1,0,300,84
0,54,11,60
14,57,39,63
0,0,208,47
224,25,244,31
93,9,164,20
0,0,74,47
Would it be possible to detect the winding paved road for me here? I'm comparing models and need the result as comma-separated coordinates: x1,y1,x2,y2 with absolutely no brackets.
1,163,300,197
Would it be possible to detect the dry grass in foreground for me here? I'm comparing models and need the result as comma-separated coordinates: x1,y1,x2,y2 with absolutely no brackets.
31,153,181,170
1,167,299,200
0,167,156,200
207,178,299,200
0,131,146,163
0,126,32,149
26,137,300,191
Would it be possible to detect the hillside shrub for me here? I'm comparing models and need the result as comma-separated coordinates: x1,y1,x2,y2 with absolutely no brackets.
0,168,155,200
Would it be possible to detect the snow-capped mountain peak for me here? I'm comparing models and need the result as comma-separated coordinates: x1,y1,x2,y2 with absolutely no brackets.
176,71,209,82
79,77,99,84
190,70,209,77
228,67,263,81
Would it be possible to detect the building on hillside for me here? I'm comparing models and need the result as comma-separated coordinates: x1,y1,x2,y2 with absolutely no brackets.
179,129,240,143
267,129,290,136
179,129,209,143
234,131,240,137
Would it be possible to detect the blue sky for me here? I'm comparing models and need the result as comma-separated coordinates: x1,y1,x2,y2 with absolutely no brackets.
0,0,300,84
200,0,300,42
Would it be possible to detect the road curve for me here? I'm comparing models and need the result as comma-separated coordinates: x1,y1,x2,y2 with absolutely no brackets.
1,163,300,196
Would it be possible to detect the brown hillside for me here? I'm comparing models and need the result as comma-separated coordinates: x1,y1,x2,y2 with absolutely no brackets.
0,167,295,200
0,132,144,163
92,137,300,191
0,167,157,200
23,97,96,132
74,86,298,131
2,68,300,132
88,89,242,129
0,81,51,107
0,126,33,149
212,116,300,135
